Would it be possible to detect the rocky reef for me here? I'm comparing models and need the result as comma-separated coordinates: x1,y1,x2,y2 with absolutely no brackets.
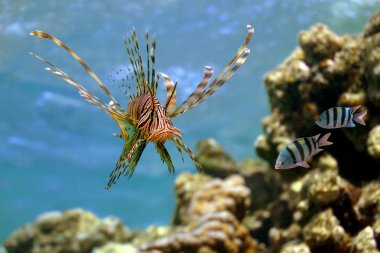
3,9,380,253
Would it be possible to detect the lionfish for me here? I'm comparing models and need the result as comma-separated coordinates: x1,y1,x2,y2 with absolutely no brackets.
30,25,254,189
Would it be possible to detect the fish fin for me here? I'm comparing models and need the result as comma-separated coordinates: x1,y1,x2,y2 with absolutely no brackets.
314,148,324,155
296,161,310,168
170,137,203,173
347,123,356,128
160,73,177,115
155,142,175,174
311,133,321,142
170,66,213,117
351,105,361,113
30,53,131,126
105,129,146,190
318,132,333,147
30,31,125,112
354,109,367,126
171,25,254,117
171,137,185,162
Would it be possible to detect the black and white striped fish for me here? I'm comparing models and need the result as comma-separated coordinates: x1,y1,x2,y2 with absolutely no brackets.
275,133,333,170
315,106,367,129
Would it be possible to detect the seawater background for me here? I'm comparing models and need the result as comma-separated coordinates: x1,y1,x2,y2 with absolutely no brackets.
0,0,379,242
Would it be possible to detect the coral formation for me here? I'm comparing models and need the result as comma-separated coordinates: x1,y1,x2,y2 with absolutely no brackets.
3,209,131,253
3,9,380,253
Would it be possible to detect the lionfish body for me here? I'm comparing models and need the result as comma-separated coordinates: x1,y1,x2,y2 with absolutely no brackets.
128,92,181,143
30,25,254,189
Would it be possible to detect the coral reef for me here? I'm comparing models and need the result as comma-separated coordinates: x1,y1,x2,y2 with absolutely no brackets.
3,209,131,253
3,9,380,253
256,11,380,182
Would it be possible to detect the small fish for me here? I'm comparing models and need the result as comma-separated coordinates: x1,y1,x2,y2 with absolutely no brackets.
275,133,333,170
30,25,254,189
315,106,367,129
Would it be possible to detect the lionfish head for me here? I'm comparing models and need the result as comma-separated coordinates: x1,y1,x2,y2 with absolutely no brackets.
148,117,182,143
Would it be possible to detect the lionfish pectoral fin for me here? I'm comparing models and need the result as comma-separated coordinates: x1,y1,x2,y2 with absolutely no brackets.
170,138,203,173
170,66,213,117
30,53,130,125
113,133,123,138
30,30,124,112
171,137,184,162
170,25,254,117
154,142,175,173
105,131,146,190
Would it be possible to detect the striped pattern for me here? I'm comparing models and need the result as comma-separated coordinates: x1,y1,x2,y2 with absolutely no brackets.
31,26,253,189
30,30,125,113
316,107,353,129
275,133,333,170
170,25,254,117
160,73,177,115
277,136,318,169
128,92,182,142
172,66,213,116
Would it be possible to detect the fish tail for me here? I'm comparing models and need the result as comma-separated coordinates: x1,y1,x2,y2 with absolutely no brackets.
354,109,367,126
318,132,333,147
351,105,361,113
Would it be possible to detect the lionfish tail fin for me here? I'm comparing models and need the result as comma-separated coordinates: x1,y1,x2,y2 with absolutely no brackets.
30,30,124,112
160,72,177,115
318,132,333,147
170,138,203,173
155,142,175,173
171,25,254,117
354,109,367,126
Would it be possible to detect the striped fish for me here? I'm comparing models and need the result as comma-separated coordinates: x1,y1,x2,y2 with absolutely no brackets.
30,25,254,189
275,133,333,170
315,106,367,129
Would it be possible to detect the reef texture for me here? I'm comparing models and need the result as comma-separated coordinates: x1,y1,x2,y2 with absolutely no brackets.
3,209,132,253
4,9,380,253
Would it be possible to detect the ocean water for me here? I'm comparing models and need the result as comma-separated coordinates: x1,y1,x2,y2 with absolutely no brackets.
1,0,379,242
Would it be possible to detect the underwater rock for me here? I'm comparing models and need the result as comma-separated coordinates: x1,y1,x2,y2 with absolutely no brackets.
238,159,283,211
356,180,380,225
367,126,380,161
93,242,138,253
131,226,171,248
4,208,131,253
171,173,213,225
140,211,262,253
260,10,380,183
303,209,350,252
139,174,262,253
364,10,380,37
299,24,343,65
187,175,250,222
268,224,302,253
195,138,238,177
243,210,272,244
351,226,380,253
279,242,311,253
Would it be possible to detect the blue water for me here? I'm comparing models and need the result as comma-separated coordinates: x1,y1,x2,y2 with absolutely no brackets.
1,0,379,242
